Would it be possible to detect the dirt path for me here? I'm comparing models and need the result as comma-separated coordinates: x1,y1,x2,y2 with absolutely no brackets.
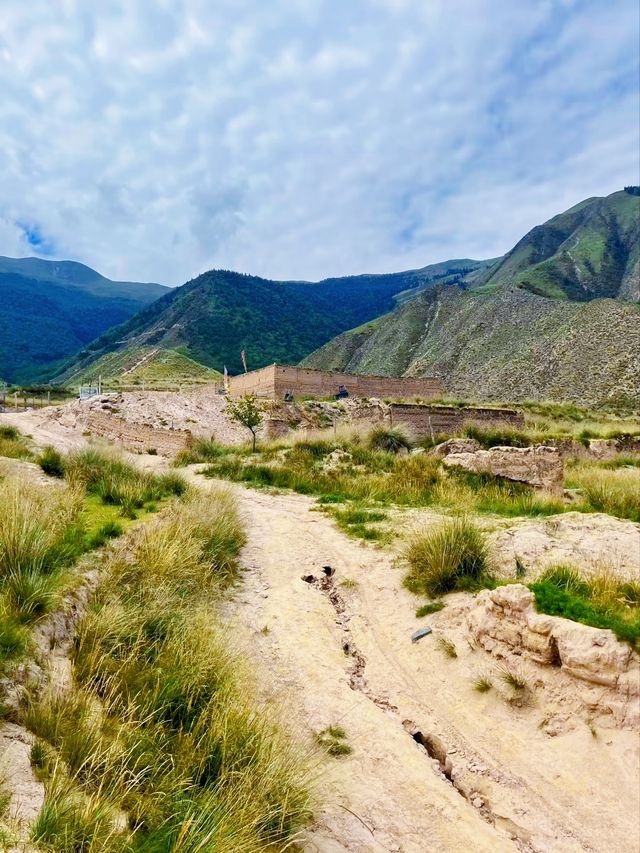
186,476,639,853
2,415,638,852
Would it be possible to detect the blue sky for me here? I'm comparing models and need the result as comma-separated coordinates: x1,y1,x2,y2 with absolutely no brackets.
0,0,638,286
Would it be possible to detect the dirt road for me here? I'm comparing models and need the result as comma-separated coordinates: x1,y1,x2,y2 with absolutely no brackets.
187,477,639,853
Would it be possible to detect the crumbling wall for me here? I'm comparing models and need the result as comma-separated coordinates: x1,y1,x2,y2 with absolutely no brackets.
86,412,192,456
389,404,525,439
467,585,640,729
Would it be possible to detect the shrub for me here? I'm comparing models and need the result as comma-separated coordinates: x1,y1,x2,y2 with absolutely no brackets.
368,426,413,454
37,446,65,478
403,517,490,597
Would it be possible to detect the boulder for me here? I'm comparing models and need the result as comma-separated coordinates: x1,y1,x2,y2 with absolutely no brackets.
432,437,481,457
442,444,564,496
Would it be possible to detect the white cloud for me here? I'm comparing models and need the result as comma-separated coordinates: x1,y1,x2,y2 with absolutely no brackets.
0,0,637,285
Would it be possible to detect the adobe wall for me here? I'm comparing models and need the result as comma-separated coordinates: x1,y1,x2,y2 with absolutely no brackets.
86,412,192,457
389,404,525,439
228,364,443,400
227,364,277,397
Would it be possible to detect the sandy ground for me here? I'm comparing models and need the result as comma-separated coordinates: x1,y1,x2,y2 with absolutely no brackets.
1,412,639,852
0,386,248,445
181,470,640,853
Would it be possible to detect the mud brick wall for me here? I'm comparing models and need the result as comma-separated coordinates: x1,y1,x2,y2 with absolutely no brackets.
389,404,524,439
86,412,192,456
228,364,443,400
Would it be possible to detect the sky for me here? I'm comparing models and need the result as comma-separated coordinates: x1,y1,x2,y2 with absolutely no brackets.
0,0,638,286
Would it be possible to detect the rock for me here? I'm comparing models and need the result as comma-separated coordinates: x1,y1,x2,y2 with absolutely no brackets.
467,584,640,727
443,445,564,496
432,437,481,457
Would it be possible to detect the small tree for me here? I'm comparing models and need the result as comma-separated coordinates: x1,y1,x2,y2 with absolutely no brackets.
226,394,265,452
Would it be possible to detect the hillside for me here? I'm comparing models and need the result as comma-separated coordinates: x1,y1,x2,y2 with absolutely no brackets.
474,189,639,301
0,257,167,383
305,189,640,408
304,286,640,407
62,345,222,390
52,259,492,380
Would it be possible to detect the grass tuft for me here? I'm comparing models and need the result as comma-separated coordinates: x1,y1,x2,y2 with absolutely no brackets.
415,601,445,617
437,637,458,658
37,446,66,478
368,426,413,454
403,517,491,597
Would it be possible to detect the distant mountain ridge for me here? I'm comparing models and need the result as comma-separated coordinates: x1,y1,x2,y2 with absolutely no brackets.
474,189,639,301
0,256,167,383
304,189,640,407
52,258,493,382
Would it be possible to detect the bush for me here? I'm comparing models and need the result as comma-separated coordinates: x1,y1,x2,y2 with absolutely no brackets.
368,426,413,454
37,446,66,478
403,517,490,596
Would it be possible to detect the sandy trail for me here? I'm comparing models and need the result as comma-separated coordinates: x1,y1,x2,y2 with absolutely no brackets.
185,474,639,853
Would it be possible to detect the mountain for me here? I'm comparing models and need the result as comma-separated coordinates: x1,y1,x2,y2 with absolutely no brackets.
0,257,167,383
473,189,639,301
304,189,640,408
52,259,493,382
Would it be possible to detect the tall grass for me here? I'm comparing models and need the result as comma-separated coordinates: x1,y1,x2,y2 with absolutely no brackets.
367,426,413,453
27,487,311,850
568,464,640,522
0,479,86,673
66,449,186,518
403,517,491,596
0,424,32,460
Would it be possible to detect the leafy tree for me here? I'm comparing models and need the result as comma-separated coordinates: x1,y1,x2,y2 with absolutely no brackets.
226,394,266,452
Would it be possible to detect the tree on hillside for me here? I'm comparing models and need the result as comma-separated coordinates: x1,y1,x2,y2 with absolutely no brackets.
226,394,266,452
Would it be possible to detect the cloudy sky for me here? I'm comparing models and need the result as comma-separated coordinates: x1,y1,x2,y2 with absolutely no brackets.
0,0,638,286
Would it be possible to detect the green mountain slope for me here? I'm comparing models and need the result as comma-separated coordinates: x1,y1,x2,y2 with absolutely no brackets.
473,189,639,301
53,259,492,380
0,257,167,383
304,286,640,407
304,189,640,407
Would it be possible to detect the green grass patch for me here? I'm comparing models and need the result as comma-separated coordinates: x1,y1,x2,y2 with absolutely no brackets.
530,565,640,647
0,424,32,460
415,601,445,617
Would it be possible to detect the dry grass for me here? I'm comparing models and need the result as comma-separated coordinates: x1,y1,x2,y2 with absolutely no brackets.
27,485,312,851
